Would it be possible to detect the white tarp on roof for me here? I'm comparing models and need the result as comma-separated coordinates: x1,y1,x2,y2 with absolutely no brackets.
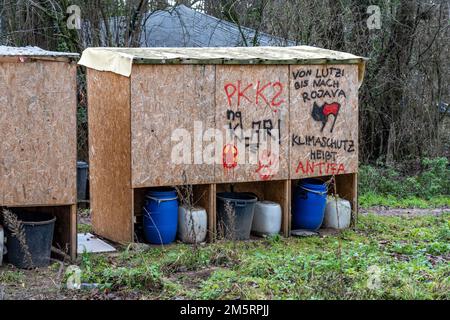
78,45,367,85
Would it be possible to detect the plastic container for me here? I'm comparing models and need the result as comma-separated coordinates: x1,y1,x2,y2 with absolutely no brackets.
5,211,56,269
178,205,207,244
216,192,257,240
143,188,178,245
292,178,327,230
0,225,4,266
324,196,352,229
251,201,282,236
77,161,89,201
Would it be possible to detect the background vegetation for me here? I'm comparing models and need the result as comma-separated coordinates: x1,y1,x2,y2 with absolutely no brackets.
359,157,450,208
0,0,448,199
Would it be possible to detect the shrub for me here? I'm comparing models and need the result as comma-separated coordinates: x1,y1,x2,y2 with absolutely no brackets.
359,158,449,200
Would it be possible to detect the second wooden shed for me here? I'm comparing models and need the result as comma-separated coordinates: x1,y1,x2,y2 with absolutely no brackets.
0,46,79,259
79,46,366,244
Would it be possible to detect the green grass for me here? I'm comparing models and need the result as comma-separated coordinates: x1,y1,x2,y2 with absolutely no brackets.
359,192,450,209
0,269,25,284
358,158,449,209
76,213,450,300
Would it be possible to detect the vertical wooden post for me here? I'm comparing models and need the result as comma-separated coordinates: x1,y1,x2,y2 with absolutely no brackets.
193,183,216,242
335,173,358,226
69,204,77,260
87,69,133,243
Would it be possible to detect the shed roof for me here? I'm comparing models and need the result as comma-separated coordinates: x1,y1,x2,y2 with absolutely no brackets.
0,46,79,61
79,46,367,83
139,4,293,47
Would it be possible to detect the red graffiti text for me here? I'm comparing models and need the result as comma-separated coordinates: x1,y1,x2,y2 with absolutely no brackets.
224,81,286,110
295,160,345,175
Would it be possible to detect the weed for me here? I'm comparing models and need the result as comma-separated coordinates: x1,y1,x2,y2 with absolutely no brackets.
0,270,25,284
359,158,450,203
1,209,33,268
217,200,237,241
77,223,92,234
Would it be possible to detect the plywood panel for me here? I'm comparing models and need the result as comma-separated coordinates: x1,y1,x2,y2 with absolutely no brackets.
290,65,359,179
215,65,289,183
0,61,77,206
193,184,216,241
131,64,216,187
87,69,133,243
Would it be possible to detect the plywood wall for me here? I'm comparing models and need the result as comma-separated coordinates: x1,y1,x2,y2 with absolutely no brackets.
215,65,290,183
87,69,133,243
128,63,358,187
131,64,216,187
289,64,359,179
0,61,77,206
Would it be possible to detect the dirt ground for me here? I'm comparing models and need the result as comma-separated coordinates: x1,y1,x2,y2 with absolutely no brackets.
0,206,448,300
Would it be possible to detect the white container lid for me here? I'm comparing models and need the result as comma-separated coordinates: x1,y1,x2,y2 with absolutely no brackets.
256,201,280,207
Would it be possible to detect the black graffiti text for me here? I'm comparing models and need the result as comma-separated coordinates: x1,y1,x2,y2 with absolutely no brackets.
292,134,355,153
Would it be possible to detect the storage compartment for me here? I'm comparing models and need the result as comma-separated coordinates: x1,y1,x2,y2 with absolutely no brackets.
216,192,258,240
290,173,357,232
0,205,76,262
133,184,215,243
216,180,290,238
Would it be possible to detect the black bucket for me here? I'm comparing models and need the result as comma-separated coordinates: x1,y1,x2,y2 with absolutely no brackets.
5,211,56,269
77,161,89,201
217,192,258,240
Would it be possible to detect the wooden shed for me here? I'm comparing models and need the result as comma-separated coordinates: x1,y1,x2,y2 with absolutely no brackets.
79,46,366,244
0,46,79,259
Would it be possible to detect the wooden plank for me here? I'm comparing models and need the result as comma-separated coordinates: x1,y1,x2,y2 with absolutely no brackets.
51,206,72,258
289,64,359,179
193,184,216,241
87,69,133,243
130,64,216,187
335,173,358,226
133,188,147,222
133,58,364,66
69,204,77,260
0,57,75,63
212,184,216,241
215,65,290,183
0,61,77,206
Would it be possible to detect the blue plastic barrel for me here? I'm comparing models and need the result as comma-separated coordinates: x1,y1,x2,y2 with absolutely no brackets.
292,179,327,230
143,188,178,244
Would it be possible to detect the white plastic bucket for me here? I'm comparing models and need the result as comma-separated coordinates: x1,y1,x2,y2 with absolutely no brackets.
178,206,207,244
251,201,282,236
324,196,352,229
